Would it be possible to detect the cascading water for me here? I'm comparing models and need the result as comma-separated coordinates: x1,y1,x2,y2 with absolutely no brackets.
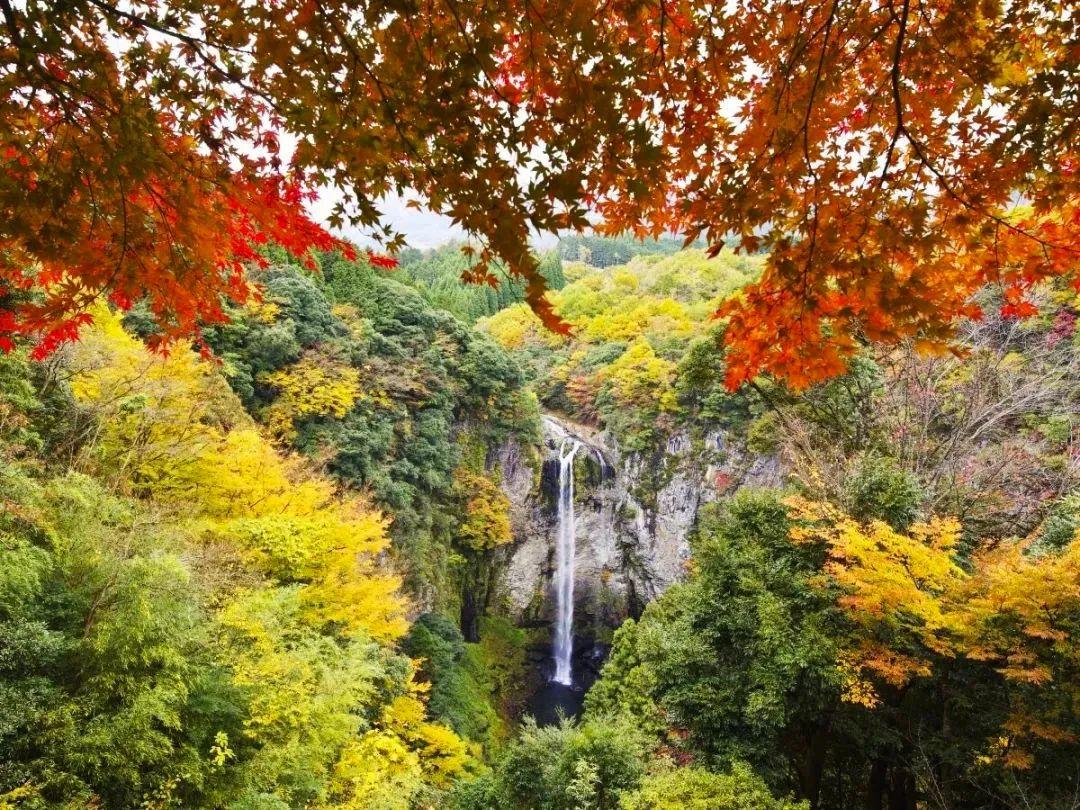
552,437,581,685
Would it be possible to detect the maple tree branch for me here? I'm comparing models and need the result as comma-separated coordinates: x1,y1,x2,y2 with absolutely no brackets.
442,0,515,108
84,0,251,56
657,0,668,71
876,0,1074,258
0,6,120,118
763,0,841,177
801,0,839,186
879,0,909,183
84,0,284,123
0,0,22,51
319,9,432,175
916,2,980,87
519,0,542,102
905,127,1069,252
773,0,815,117
513,0,588,127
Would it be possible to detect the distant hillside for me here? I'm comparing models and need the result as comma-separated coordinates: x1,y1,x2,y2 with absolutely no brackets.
395,243,565,324
555,234,707,267
480,247,764,451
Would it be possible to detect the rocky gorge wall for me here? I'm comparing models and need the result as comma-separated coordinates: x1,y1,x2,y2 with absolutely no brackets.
492,414,782,675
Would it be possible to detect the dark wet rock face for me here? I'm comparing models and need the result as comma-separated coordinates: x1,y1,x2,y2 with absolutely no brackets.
527,681,584,726
524,633,608,726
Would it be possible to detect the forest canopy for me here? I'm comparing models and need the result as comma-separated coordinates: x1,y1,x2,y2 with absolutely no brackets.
0,309,482,807
2,238,1080,808
1,0,1076,388
2,1,1079,808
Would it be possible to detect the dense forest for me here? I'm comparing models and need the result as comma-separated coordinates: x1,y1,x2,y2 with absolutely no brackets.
2,1,1078,807
2,240,1078,809
476,248,1080,808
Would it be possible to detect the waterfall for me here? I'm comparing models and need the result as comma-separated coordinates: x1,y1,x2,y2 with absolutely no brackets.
553,437,581,685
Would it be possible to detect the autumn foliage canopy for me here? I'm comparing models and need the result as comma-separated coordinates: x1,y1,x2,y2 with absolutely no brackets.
1,0,1077,385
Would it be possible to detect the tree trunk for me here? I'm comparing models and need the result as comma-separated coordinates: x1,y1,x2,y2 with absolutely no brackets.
794,720,832,809
888,767,917,810
865,759,887,810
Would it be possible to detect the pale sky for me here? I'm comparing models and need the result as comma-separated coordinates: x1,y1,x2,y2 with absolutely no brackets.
307,190,465,250
310,189,561,253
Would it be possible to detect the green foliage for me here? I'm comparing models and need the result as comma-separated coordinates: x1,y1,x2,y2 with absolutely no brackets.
744,412,781,455
840,452,921,530
674,330,755,433
0,468,213,807
397,244,565,324
556,235,700,268
583,620,664,738
589,491,839,780
0,350,42,454
1036,491,1080,551
619,764,809,810
480,248,760,453
463,617,530,723
449,716,649,810
201,251,538,602
403,615,530,757
198,265,344,406
0,315,477,808
403,614,497,746
591,476,1080,807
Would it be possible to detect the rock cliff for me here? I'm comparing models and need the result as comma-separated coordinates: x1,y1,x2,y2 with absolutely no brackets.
494,414,782,662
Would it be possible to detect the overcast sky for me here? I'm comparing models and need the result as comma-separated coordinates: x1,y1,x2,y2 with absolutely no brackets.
309,189,561,253
307,191,465,249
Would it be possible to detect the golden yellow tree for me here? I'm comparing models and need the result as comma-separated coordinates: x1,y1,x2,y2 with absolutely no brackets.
789,496,1080,766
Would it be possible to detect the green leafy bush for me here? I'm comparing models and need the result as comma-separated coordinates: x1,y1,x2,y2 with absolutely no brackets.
449,716,649,810
620,764,808,810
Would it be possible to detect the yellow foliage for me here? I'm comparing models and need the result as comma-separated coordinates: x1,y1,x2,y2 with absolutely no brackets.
331,303,371,342
182,427,306,517
327,731,423,810
612,269,639,291
216,586,377,745
61,302,468,799
836,651,881,708
453,467,513,551
261,356,362,440
798,501,966,641
380,694,476,788
789,496,1080,723
481,250,759,356
322,682,476,808
67,311,408,642
789,497,966,692
0,783,39,809
245,298,282,324
579,297,694,343
601,338,678,413
68,307,242,490
301,533,408,642
191,434,407,641
481,302,564,350
958,535,1080,681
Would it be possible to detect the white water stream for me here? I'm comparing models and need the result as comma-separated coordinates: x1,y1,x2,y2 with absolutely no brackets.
552,437,581,685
